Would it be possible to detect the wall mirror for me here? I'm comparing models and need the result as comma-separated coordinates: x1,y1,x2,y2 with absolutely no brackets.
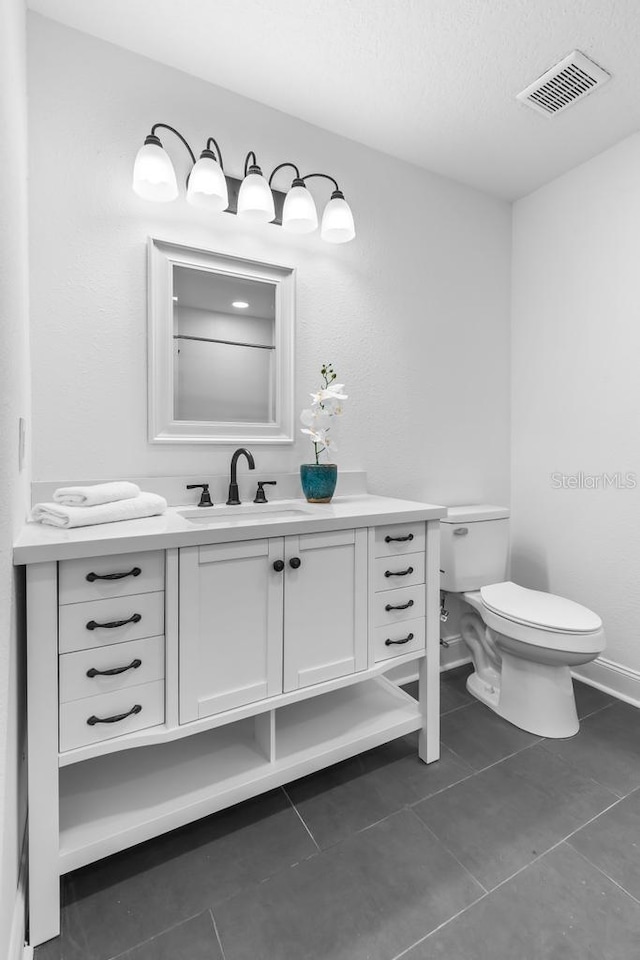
148,238,295,443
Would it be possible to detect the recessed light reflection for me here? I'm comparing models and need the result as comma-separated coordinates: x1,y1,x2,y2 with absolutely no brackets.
232,301,249,309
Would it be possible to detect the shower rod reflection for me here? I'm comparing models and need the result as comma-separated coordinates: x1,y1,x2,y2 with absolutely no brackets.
173,334,275,350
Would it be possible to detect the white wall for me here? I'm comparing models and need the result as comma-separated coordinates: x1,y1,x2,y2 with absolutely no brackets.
27,14,511,507
512,131,640,688
0,0,31,954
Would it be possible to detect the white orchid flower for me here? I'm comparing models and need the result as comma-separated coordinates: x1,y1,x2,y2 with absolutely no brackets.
301,426,328,445
310,383,348,408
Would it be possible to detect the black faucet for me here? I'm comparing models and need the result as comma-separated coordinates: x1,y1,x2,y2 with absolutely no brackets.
227,448,255,505
186,483,213,507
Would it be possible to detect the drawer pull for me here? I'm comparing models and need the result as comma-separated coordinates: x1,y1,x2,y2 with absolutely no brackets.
385,599,414,612
86,704,142,726
384,534,414,543
86,613,142,631
86,658,142,678
85,566,142,583
289,557,301,569
385,632,414,646
384,566,414,578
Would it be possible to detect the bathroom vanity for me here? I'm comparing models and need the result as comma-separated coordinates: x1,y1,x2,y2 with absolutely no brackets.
15,493,445,946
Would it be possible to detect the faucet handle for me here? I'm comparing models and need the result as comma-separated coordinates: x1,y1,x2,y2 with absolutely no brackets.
253,481,277,504
186,483,213,507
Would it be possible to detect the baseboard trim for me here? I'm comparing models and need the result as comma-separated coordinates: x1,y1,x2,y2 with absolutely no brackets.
573,657,640,709
383,635,471,686
8,831,30,960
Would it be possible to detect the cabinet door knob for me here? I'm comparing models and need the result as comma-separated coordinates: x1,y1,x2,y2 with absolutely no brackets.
289,557,301,569
273,560,285,572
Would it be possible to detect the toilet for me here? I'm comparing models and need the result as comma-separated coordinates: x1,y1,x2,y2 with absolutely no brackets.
440,505,605,738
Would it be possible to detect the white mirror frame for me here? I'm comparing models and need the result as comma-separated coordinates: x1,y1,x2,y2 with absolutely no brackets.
148,238,295,444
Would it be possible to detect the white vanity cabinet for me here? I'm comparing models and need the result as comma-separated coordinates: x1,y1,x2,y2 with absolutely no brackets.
179,528,368,720
17,496,444,948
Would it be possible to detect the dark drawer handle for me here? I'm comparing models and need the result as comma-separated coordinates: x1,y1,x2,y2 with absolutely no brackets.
86,567,142,582
289,557,301,569
86,613,142,631
87,704,142,726
385,633,414,646
385,599,414,612
385,567,414,578
384,534,414,543
86,658,142,678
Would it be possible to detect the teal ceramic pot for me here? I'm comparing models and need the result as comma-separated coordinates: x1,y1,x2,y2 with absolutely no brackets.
300,463,338,503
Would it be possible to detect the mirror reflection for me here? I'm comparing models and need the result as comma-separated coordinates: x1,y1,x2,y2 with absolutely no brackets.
172,265,276,424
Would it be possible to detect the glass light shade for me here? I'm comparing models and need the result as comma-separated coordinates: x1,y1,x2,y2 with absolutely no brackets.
282,184,318,234
321,194,356,243
186,155,229,212
237,172,275,223
132,142,178,202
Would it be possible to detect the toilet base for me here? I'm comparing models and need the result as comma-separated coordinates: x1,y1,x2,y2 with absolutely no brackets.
466,651,579,738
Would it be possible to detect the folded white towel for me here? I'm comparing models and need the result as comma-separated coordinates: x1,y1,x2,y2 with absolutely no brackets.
31,492,167,528
53,481,141,507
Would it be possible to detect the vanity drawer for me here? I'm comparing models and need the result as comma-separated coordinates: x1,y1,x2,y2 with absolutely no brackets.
59,635,165,703
59,680,165,752
373,584,426,626
374,523,425,559
373,553,425,593
58,551,165,605
59,591,165,654
372,618,426,663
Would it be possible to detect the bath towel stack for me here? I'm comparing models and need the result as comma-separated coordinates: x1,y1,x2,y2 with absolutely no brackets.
31,482,167,528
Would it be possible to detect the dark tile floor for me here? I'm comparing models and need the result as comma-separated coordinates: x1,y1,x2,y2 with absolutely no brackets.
35,666,640,960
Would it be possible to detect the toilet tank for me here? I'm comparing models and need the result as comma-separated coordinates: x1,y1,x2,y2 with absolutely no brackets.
440,505,510,593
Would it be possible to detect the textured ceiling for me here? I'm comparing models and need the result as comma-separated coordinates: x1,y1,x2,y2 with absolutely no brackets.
27,0,640,199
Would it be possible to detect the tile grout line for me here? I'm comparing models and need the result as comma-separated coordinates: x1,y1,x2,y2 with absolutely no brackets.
106,910,210,960
536,739,628,799
281,786,321,852
442,734,544,778
392,791,629,959
407,806,489,895
390,889,489,960
566,843,640,907
209,907,228,960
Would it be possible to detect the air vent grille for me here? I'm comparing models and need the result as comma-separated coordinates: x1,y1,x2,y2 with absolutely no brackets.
517,51,610,117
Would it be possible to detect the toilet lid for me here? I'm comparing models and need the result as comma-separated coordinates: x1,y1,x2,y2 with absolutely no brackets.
480,582,602,634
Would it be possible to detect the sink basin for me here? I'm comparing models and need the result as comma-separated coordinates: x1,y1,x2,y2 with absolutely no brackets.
178,501,314,526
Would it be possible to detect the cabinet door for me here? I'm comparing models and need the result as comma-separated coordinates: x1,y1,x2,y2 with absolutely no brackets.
179,539,284,722
283,528,368,692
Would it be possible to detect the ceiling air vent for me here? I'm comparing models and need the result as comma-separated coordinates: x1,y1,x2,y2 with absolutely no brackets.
517,50,610,117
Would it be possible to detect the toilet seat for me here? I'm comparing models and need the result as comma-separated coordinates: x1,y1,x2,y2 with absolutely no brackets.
479,582,605,655
481,582,602,634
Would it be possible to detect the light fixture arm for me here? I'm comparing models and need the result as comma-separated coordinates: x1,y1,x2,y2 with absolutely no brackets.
244,150,260,176
302,172,341,194
205,137,224,169
268,162,302,187
149,123,197,165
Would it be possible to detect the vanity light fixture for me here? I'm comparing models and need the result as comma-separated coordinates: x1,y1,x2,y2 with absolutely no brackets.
133,124,356,243
186,138,228,212
237,152,275,223
270,163,318,235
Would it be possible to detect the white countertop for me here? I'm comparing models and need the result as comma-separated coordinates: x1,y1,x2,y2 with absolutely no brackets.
13,495,447,565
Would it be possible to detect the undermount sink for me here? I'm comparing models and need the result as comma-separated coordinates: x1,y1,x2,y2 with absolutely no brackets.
178,500,314,526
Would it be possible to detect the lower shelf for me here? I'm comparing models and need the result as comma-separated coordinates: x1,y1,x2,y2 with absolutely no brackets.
59,677,422,873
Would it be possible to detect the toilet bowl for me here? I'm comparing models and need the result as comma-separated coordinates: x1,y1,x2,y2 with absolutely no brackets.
441,506,605,738
460,582,605,737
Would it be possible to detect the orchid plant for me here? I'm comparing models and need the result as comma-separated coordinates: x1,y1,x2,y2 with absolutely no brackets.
300,363,348,464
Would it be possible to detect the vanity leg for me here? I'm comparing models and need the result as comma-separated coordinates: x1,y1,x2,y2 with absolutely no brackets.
419,519,440,763
26,562,60,946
